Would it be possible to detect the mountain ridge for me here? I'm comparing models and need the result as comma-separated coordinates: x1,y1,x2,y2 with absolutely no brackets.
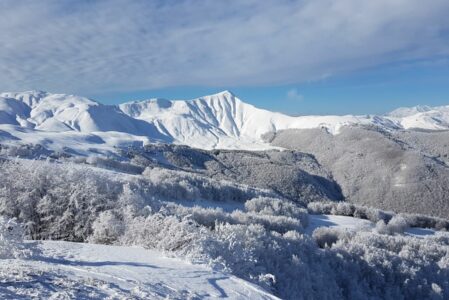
0,90,449,154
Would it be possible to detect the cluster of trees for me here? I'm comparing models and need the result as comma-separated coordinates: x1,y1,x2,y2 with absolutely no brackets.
124,144,344,204
0,159,271,241
91,203,449,299
0,159,123,241
141,167,272,203
1,158,449,299
308,201,395,223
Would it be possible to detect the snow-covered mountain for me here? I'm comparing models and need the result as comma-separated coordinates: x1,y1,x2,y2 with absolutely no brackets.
119,90,398,149
0,90,169,139
388,104,449,130
0,90,448,154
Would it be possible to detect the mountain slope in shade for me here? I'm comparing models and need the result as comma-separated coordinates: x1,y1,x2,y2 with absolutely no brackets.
0,90,448,154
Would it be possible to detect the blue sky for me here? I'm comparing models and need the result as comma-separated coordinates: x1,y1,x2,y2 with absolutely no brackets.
2,0,449,115
92,56,449,115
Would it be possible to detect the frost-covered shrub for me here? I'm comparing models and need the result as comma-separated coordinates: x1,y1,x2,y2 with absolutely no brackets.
156,215,449,299
375,220,389,235
0,144,53,159
433,231,449,245
401,213,449,231
162,203,303,233
331,231,449,300
375,214,409,235
99,197,449,300
192,223,330,297
121,214,206,252
354,205,393,223
332,202,355,216
308,201,449,232
312,227,352,248
89,211,125,244
0,217,32,259
230,211,303,233
174,205,230,228
387,214,408,234
142,167,269,203
0,159,148,241
86,156,143,174
307,201,334,214
313,227,340,248
244,196,308,227
0,159,266,242
84,200,449,300
307,201,394,223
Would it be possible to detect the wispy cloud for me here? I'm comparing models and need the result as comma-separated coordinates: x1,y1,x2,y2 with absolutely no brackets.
1,0,449,94
286,89,304,101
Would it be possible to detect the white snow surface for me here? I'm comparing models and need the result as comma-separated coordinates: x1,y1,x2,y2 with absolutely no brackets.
1,240,278,299
388,104,449,130
0,90,448,154
306,214,374,234
306,214,436,237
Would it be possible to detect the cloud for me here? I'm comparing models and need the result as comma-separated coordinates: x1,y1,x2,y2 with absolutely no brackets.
286,89,304,101
1,0,449,94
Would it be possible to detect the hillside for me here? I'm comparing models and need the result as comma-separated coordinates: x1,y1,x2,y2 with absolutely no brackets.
268,126,449,218
1,158,448,300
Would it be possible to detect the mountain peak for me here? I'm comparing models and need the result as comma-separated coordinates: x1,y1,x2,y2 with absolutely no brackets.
200,90,236,100
1,90,48,98
387,105,433,118
217,90,235,97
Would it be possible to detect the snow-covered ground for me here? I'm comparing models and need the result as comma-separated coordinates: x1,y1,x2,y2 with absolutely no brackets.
0,213,440,299
306,214,373,234
307,214,436,237
1,241,279,299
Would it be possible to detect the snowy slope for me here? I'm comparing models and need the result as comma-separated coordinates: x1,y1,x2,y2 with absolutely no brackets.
1,240,278,299
120,90,400,149
388,104,449,130
0,90,448,154
0,91,170,139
